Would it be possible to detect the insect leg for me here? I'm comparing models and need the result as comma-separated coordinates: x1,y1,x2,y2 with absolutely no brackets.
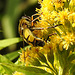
45,33,57,42
30,24,62,30
31,15,34,26
31,13,43,26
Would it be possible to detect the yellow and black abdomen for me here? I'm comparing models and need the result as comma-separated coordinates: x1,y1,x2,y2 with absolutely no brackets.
23,28,45,47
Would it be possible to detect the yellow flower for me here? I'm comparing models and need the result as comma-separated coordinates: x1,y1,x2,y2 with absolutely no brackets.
72,23,75,27
49,35,62,51
68,12,75,24
58,9,69,25
53,0,65,9
59,32,75,50
20,48,31,65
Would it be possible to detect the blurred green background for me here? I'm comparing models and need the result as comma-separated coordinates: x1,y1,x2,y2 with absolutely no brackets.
0,0,40,58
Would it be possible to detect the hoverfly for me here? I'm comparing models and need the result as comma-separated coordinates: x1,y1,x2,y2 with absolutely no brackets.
19,13,62,63
19,13,62,47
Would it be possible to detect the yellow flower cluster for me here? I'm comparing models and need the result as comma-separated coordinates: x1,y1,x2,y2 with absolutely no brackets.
20,46,50,66
36,0,75,51
20,0,75,66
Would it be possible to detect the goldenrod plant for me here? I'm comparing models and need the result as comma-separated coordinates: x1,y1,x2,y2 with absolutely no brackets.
20,0,75,75
0,0,75,75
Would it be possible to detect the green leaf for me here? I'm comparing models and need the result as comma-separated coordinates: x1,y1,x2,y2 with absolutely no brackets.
0,55,13,74
47,50,54,65
1,65,13,75
69,64,75,75
1,63,52,75
0,37,22,50
0,55,13,63
67,52,75,63
4,46,31,61
0,65,5,74
30,58,42,66
4,50,21,61
37,52,47,64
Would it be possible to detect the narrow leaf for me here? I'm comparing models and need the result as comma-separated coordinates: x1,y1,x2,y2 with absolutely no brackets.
47,50,54,65
67,52,75,63
0,55,13,63
0,37,22,50
0,65,5,74
4,50,21,61
4,46,31,61
69,64,75,75
37,52,47,64
1,65,13,75
1,63,52,75
30,58,42,66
